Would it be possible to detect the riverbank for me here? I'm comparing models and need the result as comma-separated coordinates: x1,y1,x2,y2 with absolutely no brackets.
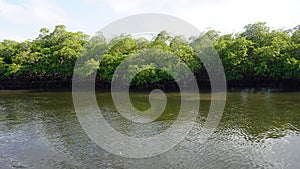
1,77,300,91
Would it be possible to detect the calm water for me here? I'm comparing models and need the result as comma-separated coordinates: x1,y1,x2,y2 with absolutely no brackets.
0,91,300,168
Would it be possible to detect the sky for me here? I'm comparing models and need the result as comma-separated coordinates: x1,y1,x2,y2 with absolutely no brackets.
0,0,299,41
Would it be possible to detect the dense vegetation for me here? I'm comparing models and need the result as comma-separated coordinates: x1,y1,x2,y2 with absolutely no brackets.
0,22,300,89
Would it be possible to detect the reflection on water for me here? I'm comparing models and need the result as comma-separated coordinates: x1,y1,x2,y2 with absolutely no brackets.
0,91,300,168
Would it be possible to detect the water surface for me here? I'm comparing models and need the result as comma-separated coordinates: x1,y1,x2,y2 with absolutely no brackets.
0,91,300,168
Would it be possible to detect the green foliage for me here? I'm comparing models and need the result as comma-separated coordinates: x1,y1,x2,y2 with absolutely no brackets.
74,58,99,77
215,35,253,80
1,23,300,85
115,49,191,85
241,22,270,47
170,36,200,72
0,57,6,77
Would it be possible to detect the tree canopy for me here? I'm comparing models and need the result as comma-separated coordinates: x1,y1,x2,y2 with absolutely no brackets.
0,22,300,87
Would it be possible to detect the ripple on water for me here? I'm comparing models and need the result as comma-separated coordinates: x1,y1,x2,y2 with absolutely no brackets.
1,91,300,168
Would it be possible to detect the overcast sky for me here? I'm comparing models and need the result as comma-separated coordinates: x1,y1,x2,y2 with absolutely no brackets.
0,0,299,41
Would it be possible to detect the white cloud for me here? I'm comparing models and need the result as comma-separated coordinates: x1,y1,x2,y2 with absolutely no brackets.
85,0,300,33
1,0,299,41
104,0,148,12
82,0,153,13
0,0,70,26
0,33,25,42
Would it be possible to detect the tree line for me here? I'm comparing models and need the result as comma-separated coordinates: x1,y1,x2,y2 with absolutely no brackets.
0,22,300,88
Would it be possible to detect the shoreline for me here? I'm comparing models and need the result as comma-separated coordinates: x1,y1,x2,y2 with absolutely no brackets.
1,78,300,92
